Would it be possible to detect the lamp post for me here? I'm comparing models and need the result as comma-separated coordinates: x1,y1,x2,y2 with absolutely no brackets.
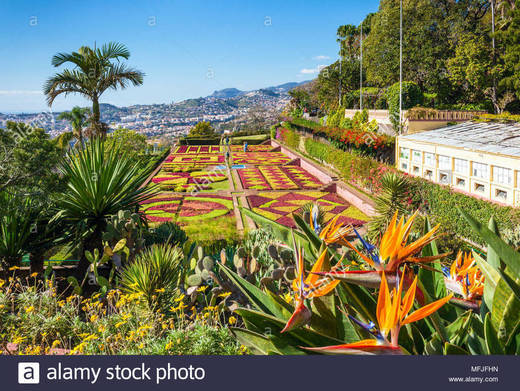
399,0,403,134
360,21,363,111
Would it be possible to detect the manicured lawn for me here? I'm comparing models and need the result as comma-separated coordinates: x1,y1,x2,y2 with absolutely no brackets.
230,134,269,144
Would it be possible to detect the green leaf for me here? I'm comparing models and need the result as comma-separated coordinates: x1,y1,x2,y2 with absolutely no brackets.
96,276,109,288
491,273,520,346
418,217,446,300
235,308,343,347
484,312,505,355
337,281,377,325
498,268,520,303
472,251,501,311
241,207,315,257
292,213,322,252
230,328,280,355
486,217,500,269
112,238,127,253
459,208,520,279
218,263,286,318
444,343,470,355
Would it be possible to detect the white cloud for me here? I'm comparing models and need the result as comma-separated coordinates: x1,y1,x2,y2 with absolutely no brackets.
0,90,42,95
313,55,330,60
300,65,326,75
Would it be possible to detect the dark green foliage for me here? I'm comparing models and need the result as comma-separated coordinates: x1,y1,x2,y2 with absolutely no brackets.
44,42,144,137
53,138,157,271
387,81,423,132
188,121,216,137
144,222,187,247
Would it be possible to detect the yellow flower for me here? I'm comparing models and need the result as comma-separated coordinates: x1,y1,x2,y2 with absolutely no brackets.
83,334,98,342
25,305,35,313
218,292,232,298
228,316,237,325
197,286,208,292
0,279,5,288
98,325,106,333
30,272,38,278
8,266,20,271
174,294,185,302
115,321,127,328
51,340,60,348
165,341,173,351
90,314,99,322
155,288,165,293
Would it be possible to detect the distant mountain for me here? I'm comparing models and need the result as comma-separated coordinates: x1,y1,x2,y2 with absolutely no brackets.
208,81,310,100
264,81,310,92
210,88,244,99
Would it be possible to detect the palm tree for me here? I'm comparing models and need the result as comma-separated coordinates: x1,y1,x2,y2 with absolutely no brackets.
53,138,157,273
43,42,144,137
57,106,91,147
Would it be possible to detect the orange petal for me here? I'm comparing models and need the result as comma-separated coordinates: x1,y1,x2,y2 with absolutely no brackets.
402,293,453,325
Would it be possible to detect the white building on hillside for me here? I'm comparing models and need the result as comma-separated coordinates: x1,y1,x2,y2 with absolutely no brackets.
396,122,520,206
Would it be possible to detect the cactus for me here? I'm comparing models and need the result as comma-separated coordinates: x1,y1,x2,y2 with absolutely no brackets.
279,248,294,264
236,246,247,259
271,268,284,280
252,245,261,259
187,274,202,287
202,256,214,270
284,266,296,281
267,244,279,260
233,254,244,269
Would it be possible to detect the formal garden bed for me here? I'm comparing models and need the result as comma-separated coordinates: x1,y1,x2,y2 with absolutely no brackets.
247,191,368,228
238,165,323,190
232,152,292,166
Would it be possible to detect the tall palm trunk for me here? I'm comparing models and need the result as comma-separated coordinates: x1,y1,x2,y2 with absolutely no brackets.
91,96,105,138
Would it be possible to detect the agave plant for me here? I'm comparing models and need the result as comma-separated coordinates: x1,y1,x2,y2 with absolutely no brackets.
0,192,33,271
53,138,157,272
120,244,184,307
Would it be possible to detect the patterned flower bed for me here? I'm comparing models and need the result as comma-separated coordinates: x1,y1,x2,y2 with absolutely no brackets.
229,144,273,152
152,169,227,192
238,165,322,190
247,191,367,228
173,145,223,154
164,154,225,165
141,193,233,225
140,194,183,223
177,194,234,223
232,152,292,166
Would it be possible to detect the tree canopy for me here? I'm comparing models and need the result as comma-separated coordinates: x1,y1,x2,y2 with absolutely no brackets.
311,0,520,113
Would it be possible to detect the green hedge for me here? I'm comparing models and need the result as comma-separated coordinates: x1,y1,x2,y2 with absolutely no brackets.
180,137,221,145
303,137,386,191
410,178,520,245
281,129,520,244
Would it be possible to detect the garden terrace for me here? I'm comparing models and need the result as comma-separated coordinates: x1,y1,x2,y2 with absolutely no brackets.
141,141,372,234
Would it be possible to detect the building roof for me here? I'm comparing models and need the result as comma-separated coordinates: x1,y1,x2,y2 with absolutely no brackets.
400,121,520,157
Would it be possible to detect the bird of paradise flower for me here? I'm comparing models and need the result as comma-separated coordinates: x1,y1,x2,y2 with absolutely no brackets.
315,211,449,289
304,271,453,354
281,247,340,333
443,251,484,301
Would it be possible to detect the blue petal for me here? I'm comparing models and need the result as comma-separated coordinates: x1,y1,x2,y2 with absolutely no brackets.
353,228,380,265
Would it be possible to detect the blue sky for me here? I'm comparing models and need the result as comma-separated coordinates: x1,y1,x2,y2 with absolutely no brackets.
0,0,379,113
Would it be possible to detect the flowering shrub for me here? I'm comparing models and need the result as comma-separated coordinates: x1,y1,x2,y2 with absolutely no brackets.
0,275,245,355
287,117,395,159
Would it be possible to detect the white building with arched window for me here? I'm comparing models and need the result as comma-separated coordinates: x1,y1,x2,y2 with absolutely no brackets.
396,122,520,207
